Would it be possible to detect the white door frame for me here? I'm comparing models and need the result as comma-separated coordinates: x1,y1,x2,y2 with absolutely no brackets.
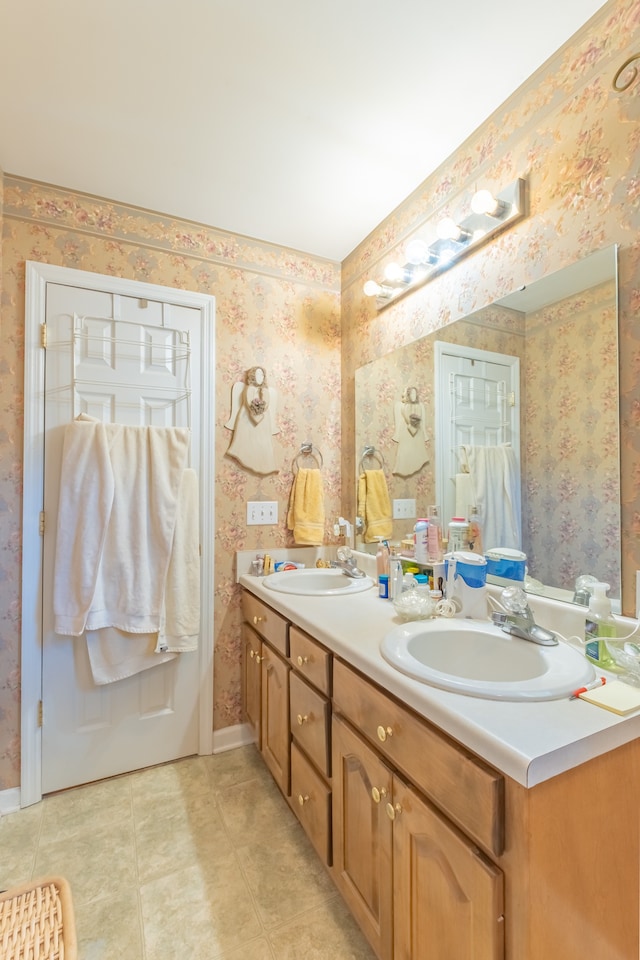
21,262,216,807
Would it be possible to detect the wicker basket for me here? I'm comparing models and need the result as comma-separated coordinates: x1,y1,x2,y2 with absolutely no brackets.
0,876,77,960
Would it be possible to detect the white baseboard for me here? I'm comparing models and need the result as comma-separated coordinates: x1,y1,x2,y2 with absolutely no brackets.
212,723,255,754
0,787,22,816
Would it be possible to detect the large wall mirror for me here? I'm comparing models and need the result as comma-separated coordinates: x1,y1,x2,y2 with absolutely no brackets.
355,245,620,606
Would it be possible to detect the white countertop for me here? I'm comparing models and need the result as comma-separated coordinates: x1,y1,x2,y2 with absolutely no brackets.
239,564,640,788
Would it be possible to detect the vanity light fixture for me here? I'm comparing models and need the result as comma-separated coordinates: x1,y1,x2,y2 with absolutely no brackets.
363,176,527,310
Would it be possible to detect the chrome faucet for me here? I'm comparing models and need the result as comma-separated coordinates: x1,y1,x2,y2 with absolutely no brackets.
331,546,367,580
491,586,558,646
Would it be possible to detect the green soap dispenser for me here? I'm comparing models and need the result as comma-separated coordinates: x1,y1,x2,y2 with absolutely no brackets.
584,581,618,670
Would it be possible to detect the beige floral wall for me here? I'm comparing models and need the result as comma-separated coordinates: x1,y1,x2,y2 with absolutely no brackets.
0,180,341,790
342,0,639,616
524,281,619,593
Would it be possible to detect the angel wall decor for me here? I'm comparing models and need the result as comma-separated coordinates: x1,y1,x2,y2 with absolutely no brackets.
392,385,429,476
225,366,279,474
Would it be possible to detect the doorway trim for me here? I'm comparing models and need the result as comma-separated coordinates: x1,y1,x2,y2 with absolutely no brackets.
21,262,216,806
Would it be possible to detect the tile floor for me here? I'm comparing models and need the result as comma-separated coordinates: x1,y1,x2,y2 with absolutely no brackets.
1,745,376,959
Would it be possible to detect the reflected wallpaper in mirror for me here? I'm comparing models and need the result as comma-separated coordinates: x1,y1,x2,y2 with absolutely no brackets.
355,246,620,602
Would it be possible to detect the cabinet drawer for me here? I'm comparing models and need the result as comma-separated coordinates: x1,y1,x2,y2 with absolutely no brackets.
291,742,332,866
333,659,504,857
290,671,331,777
289,626,331,695
242,592,289,656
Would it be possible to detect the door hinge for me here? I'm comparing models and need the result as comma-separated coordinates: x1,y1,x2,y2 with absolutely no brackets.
508,391,516,407
38,700,43,727
39,511,45,535
40,323,47,349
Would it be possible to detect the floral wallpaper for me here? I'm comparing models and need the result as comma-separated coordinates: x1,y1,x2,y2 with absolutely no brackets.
341,0,640,618
524,280,619,593
1,0,640,794
0,180,341,790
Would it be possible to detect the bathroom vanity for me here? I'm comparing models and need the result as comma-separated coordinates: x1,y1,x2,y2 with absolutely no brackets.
240,572,640,960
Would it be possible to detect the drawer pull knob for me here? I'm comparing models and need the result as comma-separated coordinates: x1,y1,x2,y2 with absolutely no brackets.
297,655,308,666
297,714,309,726
377,725,394,742
252,615,264,625
255,655,264,664
385,802,402,821
371,786,388,804
250,649,255,658
298,794,310,806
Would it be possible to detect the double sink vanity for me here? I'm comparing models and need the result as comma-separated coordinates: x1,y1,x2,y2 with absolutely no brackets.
239,556,640,960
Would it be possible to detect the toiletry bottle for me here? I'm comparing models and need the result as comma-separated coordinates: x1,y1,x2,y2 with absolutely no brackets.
447,517,469,554
467,506,483,554
376,539,390,581
427,505,443,562
584,581,618,670
414,519,429,564
378,574,389,599
388,548,403,599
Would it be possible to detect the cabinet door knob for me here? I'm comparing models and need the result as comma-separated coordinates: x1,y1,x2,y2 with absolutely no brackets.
252,615,264,625
377,725,394,743
298,794,310,806
250,649,255,658
255,654,264,663
297,714,308,726
297,655,308,666
371,786,388,804
385,802,402,821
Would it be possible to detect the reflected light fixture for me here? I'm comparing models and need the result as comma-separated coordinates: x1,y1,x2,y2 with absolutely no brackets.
362,176,527,310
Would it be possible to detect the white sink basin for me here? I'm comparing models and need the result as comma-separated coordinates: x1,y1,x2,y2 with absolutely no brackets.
381,619,595,700
264,567,375,596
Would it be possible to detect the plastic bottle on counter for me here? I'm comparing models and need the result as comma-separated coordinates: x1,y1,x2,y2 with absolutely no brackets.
378,574,389,599
376,539,390,581
388,550,404,599
584,581,619,670
447,517,469,554
467,506,484,555
414,519,429,564
427,505,443,562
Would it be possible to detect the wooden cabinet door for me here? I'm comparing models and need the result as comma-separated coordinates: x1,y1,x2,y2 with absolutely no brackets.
242,625,262,747
332,715,393,960
392,777,504,960
261,643,291,796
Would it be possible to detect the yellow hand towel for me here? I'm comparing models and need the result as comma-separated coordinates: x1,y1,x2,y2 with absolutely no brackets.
287,467,325,545
360,469,392,543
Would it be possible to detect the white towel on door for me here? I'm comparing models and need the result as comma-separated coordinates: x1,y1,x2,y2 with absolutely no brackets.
454,472,474,518
460,444,521,551
54,417,190,636
85,468,200,683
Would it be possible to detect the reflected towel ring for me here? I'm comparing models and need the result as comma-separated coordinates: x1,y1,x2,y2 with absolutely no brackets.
359,445,386,473
293,441,323,472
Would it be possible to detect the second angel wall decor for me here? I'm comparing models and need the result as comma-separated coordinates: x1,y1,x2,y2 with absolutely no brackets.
225,366,279,474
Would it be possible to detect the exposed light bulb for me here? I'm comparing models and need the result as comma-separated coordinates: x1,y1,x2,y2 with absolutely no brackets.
384,262,412,284
471,189,509,218
436,217,469,242
405,239,430,265
363,280,383,297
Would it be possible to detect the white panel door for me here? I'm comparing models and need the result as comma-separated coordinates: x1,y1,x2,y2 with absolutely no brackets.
434,342,520,531
41,282,204,793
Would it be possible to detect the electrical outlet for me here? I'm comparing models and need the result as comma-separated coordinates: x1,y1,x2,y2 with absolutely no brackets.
392,498,417,520
247,501,278,525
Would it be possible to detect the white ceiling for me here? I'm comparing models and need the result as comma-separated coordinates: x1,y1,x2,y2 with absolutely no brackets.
0,1,606,261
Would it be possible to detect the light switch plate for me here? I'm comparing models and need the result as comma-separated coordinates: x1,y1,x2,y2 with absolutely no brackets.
247,501,278,525
393,498,417,520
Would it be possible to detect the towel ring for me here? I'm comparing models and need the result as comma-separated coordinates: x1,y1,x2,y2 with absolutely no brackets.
359,445,386,473
293,441,323,472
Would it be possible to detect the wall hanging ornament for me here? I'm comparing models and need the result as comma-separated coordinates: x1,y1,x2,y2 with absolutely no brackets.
225,366,279,474
392,386,429,476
